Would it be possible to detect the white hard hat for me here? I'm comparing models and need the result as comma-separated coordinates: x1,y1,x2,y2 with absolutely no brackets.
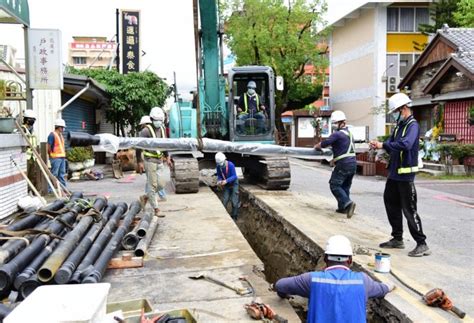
331,110,346,123
388,93,412,114
23,110,36,119
247,81,257,89
139,115,152,125
150,107,165,121
215,152,226,164
325,235,353,256
54,118,66,128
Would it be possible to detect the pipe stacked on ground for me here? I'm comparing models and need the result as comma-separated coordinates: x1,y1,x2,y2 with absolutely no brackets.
54,203,117,284
69,202,128,284
37,198,107,283
0,198,87,293
82,201,141,284
121,212,152,250
134,216,159,257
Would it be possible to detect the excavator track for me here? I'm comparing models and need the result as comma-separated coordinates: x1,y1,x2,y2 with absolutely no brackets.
244,157,291,190
171,156,200,194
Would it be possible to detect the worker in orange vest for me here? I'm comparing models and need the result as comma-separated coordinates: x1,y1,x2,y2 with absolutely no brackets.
47,118,67,191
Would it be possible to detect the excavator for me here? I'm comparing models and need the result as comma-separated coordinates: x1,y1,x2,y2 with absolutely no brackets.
168,0,291,193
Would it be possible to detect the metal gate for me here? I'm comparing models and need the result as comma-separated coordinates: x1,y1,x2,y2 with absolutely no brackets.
62,93,97,134
444,100,474,143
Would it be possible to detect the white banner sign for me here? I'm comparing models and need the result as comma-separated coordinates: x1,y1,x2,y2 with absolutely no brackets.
28,29,63,90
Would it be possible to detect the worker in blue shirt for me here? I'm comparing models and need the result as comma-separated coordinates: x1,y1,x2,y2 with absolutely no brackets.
314,111,357,218
215,152,239,220
370,93,430,257
274,235,394,323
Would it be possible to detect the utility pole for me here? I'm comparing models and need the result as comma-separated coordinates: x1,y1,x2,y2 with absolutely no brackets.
115,9,120,72
173,71,179,103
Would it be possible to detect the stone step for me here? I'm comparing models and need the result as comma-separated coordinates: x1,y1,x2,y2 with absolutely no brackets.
422,162,445,171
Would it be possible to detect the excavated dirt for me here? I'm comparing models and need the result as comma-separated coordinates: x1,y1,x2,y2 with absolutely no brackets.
215,186,410,322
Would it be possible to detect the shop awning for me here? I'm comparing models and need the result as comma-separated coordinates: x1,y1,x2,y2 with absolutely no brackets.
0,0,29,26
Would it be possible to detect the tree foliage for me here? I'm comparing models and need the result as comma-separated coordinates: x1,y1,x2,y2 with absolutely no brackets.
223,0,328,118
418,0,462,34
453,0,474,28
68,68,170,135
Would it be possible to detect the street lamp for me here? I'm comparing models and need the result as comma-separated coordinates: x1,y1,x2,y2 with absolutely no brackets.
381,63,394,83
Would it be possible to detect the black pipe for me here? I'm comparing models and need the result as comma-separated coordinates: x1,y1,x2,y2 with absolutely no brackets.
82,201,141,283
54,203,117,284
13,237,60,290
0,201,86,293
18,274,40,299
69,202,128,283
0,303,12,320
38,198,107,283
6,199,65,232
136,212,153,238
121,229,140,250
67,132,101,147
135,216,159,257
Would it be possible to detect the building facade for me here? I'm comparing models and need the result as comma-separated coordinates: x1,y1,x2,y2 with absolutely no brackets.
68,36,116,69
328,1,431,138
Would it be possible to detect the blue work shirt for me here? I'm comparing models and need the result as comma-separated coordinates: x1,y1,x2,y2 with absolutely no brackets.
238,93,261,115
383,115,420,182
320,128,356,166
275,266,389,323
216,161,238,186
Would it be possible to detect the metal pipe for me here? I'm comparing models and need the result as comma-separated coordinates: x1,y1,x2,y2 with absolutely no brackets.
14,238,60,290
134,216,159,257
58,83,90,112
136,212,153,238
0,201,86,293
69,202,128,283
54,203,117,284
82,201,141,284
121,227,140,251
6,199,64,232
18,274,40,299
0,57,26,84
37,198,107,282
0,303,12,320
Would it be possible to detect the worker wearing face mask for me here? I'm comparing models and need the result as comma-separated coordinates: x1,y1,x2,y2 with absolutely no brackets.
136,107,171,217
369,93,430,257
20,110,39,190
314,111,357,218
215,152,239,221
237,81,267,134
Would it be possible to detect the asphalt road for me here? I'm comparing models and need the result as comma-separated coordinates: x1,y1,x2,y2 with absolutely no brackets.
287,158,474,316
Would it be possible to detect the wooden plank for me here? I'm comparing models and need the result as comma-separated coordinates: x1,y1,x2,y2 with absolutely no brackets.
108,254,143,269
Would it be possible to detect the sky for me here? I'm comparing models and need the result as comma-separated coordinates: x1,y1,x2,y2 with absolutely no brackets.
1,0,363,98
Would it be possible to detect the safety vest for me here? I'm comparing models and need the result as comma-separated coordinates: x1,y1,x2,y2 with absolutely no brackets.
143,124,165,159
393,118,418,174
49,131,65,158
242,93,260,114
308,267,366,323
22,125,37,161
332,129,356,162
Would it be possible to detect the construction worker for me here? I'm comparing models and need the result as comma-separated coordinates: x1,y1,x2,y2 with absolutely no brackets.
136,107,171,217
369,93,430,257
314,111,357,218
20,110,38,189
215,152,239,220
139,115,167,202
47,118,67,190
237,81,266,134
274,235,394,323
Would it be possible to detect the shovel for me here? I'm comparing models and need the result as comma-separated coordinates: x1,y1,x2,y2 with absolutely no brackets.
189,273,252,296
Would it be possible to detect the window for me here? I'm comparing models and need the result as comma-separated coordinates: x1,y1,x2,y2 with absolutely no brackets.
323,97,330,106
386,54,398,77
387,8,399,32
415,8,429,31
386,53,419,80
400,8,414,32
399,54,413,78
73,57,87,65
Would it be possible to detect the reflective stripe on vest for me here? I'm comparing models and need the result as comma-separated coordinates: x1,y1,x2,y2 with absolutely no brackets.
394,119,418,175
308,269,366,323
22,125,37,160
143,124,165,158
242,93,260,114
332,129,356,162
50,132,65,158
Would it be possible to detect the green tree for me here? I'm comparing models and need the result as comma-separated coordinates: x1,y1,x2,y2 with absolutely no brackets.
418,0,461,34
453,0,474,27
68,68,170,135
223,0,328,126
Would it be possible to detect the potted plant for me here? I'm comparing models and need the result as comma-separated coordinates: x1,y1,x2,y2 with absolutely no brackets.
66,146,95,171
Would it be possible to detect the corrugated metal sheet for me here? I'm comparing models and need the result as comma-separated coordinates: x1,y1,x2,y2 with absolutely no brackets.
0,146,27,219
444,101,474,143
62,93,97,134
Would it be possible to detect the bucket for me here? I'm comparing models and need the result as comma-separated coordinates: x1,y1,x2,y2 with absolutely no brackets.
374,253,391,273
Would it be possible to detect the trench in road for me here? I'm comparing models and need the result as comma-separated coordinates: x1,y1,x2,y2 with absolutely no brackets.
213,184,410,323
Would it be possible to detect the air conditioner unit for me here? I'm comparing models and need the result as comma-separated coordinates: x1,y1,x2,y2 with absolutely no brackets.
387,76,399,93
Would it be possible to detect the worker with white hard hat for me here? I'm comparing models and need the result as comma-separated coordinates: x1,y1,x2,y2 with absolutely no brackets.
215,152,239,220
370,93,430,257
236,80,267,134
19,110,39,189
274,235,394,323
47,118,67,191
314,110,357,218
136,107,171,217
